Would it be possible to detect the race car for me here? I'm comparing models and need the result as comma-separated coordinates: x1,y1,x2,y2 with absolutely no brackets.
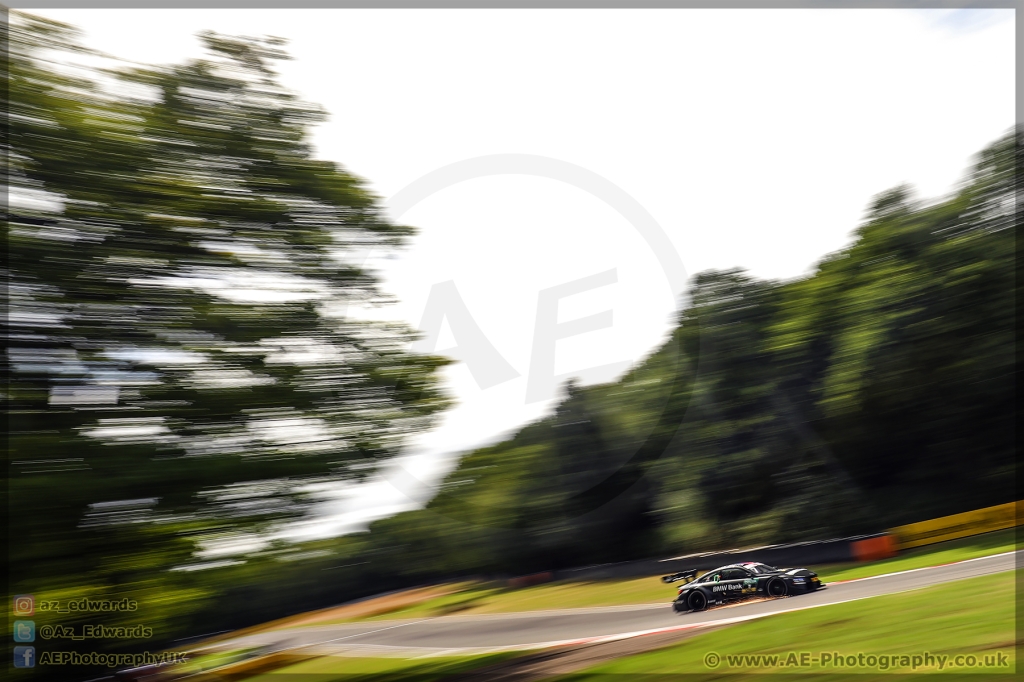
662,562,823,613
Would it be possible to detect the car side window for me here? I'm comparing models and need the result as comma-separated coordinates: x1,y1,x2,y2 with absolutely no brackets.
722,569,746,580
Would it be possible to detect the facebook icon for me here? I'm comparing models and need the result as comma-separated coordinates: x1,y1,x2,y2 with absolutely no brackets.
14,646,35,668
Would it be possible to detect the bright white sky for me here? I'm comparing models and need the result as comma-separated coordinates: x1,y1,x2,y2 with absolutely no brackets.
32,7,1016,546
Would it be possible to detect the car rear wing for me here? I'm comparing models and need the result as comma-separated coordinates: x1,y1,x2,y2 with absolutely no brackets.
661,569,698,584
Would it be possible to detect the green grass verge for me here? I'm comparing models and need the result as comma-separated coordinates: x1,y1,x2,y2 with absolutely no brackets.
244,651,518,681
349,575,672,622
558,570,1018,680
318,528,1016,624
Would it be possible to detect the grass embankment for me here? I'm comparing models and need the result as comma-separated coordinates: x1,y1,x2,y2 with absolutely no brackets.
311,528,1016,624
343,575,671,622
558,569,1018,680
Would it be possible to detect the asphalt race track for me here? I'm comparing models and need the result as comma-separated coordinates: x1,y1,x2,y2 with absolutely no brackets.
211,550,1018,656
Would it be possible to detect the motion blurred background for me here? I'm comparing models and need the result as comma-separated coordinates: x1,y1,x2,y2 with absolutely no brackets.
3,7,1017,679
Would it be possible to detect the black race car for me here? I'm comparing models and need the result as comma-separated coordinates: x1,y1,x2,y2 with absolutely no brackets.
662,562,824,613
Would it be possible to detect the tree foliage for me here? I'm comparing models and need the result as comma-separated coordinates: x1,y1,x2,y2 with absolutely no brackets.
5,13,449,666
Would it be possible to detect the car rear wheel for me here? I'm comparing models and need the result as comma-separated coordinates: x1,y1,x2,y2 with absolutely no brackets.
767,578,788,597
688,590,708,611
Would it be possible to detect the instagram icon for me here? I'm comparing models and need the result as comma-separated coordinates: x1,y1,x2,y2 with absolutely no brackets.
13,595,34,616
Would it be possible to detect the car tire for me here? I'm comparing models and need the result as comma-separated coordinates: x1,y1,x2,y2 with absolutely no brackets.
767,578,788,597
688,590,708,612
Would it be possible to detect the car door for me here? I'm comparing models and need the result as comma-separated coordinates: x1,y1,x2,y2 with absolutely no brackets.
716,568,753,601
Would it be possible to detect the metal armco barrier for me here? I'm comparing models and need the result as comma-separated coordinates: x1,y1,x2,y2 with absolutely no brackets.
507,572,555,588
553,534,890,582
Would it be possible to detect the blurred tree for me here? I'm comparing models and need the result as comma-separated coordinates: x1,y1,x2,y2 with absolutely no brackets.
5,10,449,646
